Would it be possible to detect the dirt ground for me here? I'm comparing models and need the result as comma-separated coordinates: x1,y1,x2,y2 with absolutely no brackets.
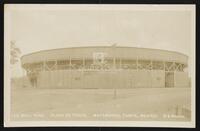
10,87,191,121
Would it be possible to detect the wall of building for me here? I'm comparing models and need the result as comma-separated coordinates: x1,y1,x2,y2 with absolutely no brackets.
151,70,165,88
11,76,31,88
36,70,166,88
174,72,190,87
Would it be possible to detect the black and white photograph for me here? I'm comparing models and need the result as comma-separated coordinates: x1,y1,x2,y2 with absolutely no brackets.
4,4,195,127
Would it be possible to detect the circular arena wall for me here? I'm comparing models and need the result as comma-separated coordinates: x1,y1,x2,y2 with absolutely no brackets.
21,46,188,65
20,46,190,88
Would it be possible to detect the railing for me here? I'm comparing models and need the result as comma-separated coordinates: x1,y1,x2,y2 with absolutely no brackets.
25,61,185,73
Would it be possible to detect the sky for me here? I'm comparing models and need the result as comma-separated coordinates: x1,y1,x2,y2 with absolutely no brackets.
5,5,195,77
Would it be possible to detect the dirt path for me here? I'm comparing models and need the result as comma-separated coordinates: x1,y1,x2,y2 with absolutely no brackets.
11,88,191,121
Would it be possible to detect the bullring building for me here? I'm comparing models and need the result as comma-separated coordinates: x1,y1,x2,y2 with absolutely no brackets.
21,46,190,88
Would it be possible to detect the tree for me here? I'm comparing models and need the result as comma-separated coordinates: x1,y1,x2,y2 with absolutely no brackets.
10,41,21,65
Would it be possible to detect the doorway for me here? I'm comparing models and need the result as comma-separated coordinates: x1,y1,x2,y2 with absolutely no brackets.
165,72,174,88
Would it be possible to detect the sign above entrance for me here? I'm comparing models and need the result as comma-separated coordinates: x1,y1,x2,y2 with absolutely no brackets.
93,52,106,64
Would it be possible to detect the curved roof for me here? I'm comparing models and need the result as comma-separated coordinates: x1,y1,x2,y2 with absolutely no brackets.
21,46,188,65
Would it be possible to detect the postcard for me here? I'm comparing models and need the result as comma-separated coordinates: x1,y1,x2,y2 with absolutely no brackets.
4,4,195,127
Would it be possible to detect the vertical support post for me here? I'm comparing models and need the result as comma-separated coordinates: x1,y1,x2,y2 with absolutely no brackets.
69,56,72,70
83,57,85,68
136,56,138,71
112,44,116,70
111,44,117,99
181,64,183,72
179,63,181,71
173,62,175,72
163,61,166,88
113,55,116,70
55,60,57,70
163,61,165,71
172,61,175,88
174,64,176,88
178,63,181,72
113,56,116,69
69,57,72,87
149,60,152,88
175,63,178,72
43,61,45,71
178,64,181,72
119,58,122,69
